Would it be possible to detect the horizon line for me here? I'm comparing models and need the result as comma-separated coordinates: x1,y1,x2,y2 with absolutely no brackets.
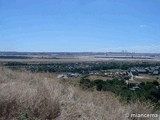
0,51,160,54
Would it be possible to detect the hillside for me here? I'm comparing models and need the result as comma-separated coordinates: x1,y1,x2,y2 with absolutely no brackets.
0,68,157,119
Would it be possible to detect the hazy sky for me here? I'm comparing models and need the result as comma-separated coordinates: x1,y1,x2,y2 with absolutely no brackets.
0,0,160,53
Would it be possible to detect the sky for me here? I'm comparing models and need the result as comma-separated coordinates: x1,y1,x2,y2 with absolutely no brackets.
0,0,160,53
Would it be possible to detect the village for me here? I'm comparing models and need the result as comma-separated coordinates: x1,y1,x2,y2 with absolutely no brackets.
57,66,160,79
130,66,160,75
56,71,131,80
56,66,160,91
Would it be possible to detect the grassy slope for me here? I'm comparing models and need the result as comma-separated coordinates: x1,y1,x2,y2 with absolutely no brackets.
0,68,156,120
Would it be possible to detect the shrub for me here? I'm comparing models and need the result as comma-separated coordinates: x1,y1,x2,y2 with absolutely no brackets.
80,78,94,89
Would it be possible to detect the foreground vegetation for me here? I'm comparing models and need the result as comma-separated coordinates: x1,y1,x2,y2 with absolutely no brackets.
80,78,160,107
0,68,156,120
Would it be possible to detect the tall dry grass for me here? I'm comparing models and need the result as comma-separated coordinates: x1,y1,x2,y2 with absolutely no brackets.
0,67,157,120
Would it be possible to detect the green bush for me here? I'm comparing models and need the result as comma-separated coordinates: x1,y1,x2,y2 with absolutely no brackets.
79,78,160,106
17,110,39,120
80,79,94,89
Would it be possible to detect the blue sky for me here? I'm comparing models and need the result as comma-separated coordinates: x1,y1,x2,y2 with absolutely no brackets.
0,0,160,53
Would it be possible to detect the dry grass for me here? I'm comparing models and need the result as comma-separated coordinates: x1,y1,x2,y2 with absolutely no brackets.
0,67,158,120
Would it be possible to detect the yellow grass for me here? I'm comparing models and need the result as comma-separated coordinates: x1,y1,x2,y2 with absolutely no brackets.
0,67,157,120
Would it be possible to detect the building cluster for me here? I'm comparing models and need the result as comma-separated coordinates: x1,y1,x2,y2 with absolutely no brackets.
56,66,160,81
130,66,160,75
89,71,131,80
103,72,130,80
57,73,81,79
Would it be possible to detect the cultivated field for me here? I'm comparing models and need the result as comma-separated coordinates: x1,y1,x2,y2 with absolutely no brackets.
1,51,160,64
0,57,160,64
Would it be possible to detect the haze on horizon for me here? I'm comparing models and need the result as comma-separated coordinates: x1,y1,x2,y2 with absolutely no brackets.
0,0,160,53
